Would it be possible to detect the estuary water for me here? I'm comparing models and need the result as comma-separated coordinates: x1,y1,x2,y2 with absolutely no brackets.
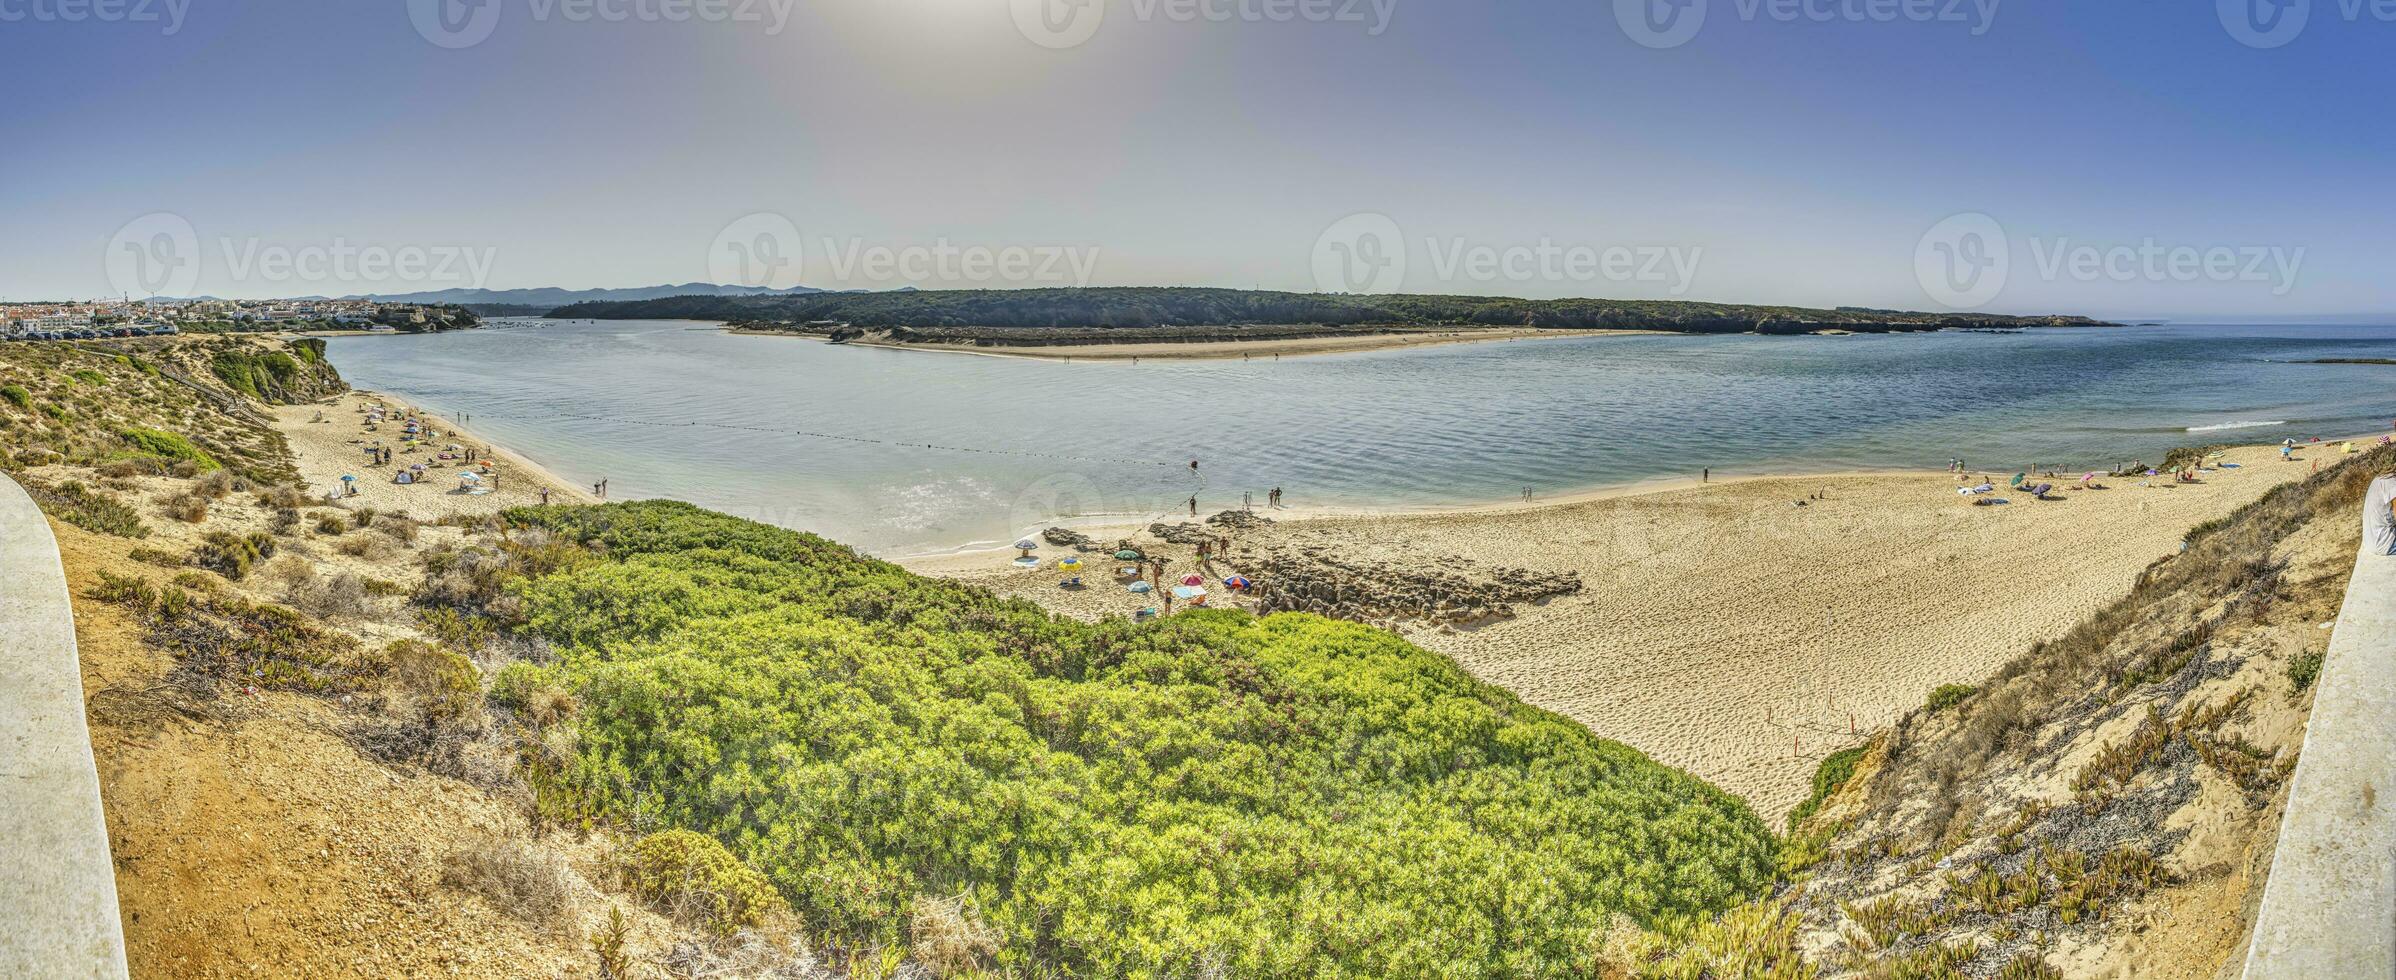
325,320,2396,555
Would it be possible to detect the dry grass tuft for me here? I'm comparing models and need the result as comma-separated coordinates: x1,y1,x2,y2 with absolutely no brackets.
908,895,1001,977
442,835,581,938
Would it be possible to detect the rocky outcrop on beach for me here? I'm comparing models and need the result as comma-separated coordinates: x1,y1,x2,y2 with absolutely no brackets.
1246,546,1581,628
1205,509,1275,531
1042,527,1101,551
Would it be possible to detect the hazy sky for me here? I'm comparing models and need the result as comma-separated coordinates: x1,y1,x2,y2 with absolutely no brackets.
3,0,2390,317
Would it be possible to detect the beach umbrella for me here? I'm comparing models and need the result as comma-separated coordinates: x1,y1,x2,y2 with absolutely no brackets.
1128,581,1153,594
1114,549,1143,561
1181,573,1204,586
1223,575,1252,589
1058,557,1082,571
1015,539,1039,550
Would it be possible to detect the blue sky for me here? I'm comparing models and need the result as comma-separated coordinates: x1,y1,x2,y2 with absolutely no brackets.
2,0,2389,317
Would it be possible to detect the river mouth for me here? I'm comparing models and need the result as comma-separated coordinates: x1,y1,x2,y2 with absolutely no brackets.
323,319,2396,555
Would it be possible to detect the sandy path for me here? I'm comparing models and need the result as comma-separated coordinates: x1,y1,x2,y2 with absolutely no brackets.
922,441,2357,815
271,390,595,518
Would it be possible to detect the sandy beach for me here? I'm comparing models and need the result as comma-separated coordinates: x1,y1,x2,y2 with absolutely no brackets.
270,389,596,518
731,326,1664,362
911,439,2365,815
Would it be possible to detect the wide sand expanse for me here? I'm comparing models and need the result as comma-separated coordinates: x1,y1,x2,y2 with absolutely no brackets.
736,326,1662,361
917,440,2359,815
271,390,595,518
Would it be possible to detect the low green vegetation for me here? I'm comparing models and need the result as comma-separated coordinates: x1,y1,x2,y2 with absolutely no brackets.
624,829,790,937
1925,683,1977,712
3,383,33,410
209,349,305,401
22,479,150,538
1786,745,1868,831
116,427,223,473
2287,648,2324,695
464,500,1775,975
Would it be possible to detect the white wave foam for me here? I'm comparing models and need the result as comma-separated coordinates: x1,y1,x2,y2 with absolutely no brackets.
2184,420,2288,433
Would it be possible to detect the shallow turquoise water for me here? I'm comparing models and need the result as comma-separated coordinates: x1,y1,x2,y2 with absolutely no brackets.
325,320,2396,555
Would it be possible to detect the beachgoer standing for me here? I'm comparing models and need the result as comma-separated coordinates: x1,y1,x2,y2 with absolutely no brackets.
1703,468,1709,484
1188,496,1197,517
539,488,551,506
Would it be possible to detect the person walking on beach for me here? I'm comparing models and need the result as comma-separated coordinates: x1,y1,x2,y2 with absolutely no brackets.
1702,468,1709,484
539,487,550,506
1188,496,1198,517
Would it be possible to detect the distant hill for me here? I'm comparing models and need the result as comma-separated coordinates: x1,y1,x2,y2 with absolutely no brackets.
345,282,829,308
549,286,2114,335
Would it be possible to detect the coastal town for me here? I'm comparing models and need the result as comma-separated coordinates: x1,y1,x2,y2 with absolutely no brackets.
0,298,471,340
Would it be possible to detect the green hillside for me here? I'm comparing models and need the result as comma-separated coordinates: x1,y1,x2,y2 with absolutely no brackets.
476,500,1777,975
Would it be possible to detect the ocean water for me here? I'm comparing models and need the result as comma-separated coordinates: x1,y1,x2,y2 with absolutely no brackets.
323,320,2396,555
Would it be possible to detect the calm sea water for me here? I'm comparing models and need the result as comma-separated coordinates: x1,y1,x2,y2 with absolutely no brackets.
324,320,2396,555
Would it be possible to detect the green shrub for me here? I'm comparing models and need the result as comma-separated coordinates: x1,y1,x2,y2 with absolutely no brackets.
1925,684,1977,713
193,530,276,580
115,427,222,473
624,829,788,937
378,640,481,722
0,384,29,411
1786,746,1869,832
496,500,1778,974
67,368,107,386
2287,649,2325,695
